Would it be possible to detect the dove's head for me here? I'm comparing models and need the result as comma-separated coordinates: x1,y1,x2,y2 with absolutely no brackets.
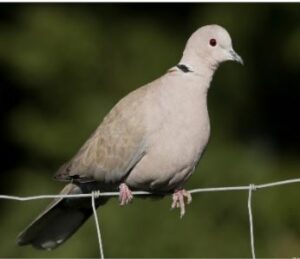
181,25,243,71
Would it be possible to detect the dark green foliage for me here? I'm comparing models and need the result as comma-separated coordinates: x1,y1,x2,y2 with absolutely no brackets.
0,4,300,257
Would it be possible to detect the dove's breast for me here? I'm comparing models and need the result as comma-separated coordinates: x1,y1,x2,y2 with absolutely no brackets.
125,73,211,191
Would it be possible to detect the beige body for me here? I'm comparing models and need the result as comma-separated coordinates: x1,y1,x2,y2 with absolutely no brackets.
17,24,243,250
56,66,212,192
125,68,211,191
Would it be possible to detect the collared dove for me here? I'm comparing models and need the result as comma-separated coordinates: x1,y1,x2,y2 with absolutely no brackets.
17,24,243,250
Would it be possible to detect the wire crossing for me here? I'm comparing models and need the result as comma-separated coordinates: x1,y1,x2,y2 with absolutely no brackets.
1,177,300,258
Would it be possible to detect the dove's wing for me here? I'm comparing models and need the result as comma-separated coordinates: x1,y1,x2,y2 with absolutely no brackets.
55,85,148,184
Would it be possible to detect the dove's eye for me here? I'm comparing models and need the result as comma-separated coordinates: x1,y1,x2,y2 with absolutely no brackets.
209,38,217,47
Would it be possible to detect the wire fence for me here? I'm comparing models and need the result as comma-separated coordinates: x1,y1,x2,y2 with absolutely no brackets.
1,177,300,259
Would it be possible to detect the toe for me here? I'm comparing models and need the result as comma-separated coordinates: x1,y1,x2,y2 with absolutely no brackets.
171,194,178,209
185,191,192,204
119,183,133,206
171,189,191,217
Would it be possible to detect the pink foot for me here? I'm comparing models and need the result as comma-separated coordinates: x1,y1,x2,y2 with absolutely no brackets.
119,183,133,206
171,189,192,218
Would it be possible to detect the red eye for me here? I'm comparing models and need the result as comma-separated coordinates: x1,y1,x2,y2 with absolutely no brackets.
209,38,217,47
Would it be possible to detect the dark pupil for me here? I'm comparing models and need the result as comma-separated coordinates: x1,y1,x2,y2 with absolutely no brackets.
210,39,217,46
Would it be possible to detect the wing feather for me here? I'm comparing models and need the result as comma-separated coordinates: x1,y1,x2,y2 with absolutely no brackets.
55,86,148,184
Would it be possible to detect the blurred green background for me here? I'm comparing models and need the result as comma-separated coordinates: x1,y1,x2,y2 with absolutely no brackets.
0,3,300,258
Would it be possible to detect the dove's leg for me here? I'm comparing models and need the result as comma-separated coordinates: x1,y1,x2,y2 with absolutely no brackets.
171,189,192,218
119,183,133,205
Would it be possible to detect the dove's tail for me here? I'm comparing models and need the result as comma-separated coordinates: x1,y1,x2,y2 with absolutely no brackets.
16,183,108,250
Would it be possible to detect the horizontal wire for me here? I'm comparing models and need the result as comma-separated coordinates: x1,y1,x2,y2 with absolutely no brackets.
2,178,300,258
1,178,299,201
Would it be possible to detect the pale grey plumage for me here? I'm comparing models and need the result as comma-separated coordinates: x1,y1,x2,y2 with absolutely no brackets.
17,24,243,250
55,86,149,184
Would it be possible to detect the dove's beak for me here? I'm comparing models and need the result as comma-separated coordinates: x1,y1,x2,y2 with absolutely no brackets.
229,49,244,65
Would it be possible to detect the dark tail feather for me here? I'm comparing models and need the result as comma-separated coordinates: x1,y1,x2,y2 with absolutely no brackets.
17,183,108,250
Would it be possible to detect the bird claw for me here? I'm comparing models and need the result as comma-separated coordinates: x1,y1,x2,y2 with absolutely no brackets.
119,183,133,205
171,189,192,218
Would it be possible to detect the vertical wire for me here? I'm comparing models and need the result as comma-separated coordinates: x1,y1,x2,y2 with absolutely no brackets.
248,184,256,259
91,192,104,259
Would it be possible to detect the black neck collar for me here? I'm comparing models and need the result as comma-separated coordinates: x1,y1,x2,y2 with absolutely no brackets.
176,64,193,73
